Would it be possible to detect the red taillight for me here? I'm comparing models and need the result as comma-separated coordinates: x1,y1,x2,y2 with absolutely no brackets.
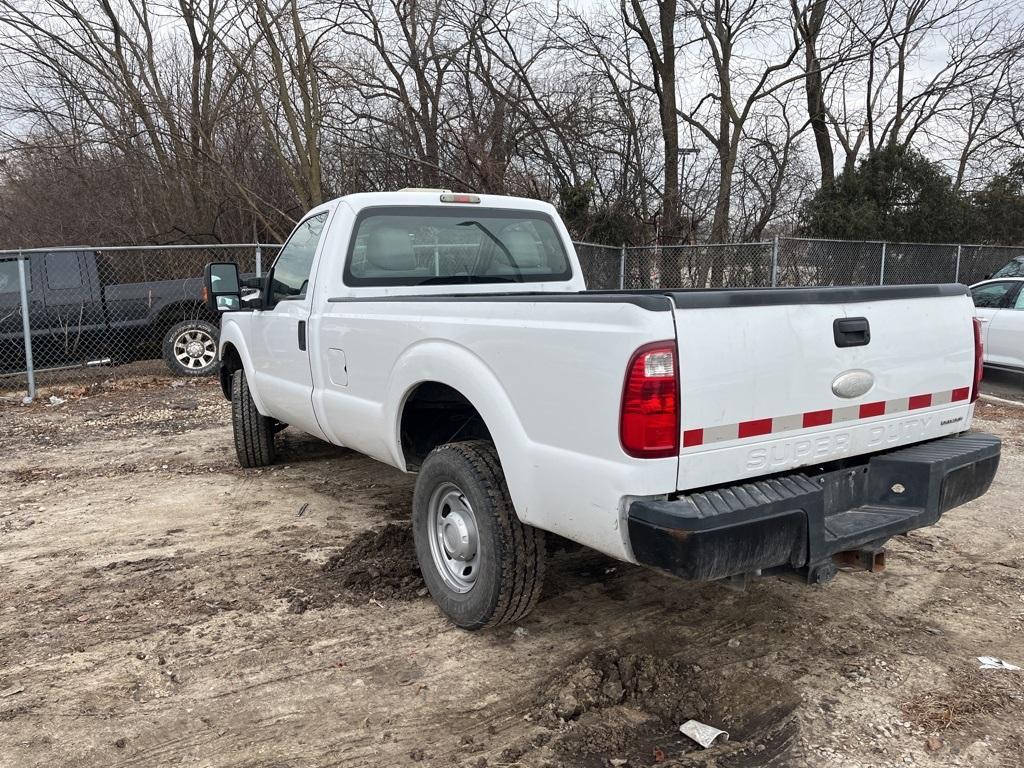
620,342,679,458
971,316,983,403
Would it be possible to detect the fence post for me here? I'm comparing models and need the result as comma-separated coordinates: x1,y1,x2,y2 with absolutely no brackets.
955,244,962,283
770,235,779,287
255,243,263,278
17,251,35,404
619,243,626,289
879,242,887,285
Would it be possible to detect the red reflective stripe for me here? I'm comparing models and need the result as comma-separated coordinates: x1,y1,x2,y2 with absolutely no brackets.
682,429,704,447
859,401,886,418
802,409,833,428
680,386,975,448
908,393,932,410
737,418,773,438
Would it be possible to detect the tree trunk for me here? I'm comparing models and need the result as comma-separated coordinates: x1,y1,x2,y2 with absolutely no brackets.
801,0,834,187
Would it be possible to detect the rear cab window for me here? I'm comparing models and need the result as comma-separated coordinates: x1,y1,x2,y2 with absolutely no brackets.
344,207,572,286
44,251,84,290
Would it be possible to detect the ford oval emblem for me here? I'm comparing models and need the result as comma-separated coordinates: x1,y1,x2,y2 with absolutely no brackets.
832,369,874,399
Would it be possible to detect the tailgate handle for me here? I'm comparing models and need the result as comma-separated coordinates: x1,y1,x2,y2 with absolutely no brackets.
834,317,870,348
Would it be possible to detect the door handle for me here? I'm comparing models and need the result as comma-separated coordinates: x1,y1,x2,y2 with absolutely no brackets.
297,320,307,351
834,317,870,348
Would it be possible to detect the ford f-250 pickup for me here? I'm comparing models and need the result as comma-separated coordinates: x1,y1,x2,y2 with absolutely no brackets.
203,190,1000,630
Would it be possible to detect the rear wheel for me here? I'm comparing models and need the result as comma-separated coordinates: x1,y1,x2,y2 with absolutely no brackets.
162,319,219,376
231,368,276,468
412,440,545,630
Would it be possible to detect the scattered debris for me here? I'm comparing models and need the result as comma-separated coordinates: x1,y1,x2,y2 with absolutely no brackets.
513,626,529,638
727,638,741,648
48,395,66,406
297,502,309,518
925,734,944,752
977,656,1021,671
679,719,729,748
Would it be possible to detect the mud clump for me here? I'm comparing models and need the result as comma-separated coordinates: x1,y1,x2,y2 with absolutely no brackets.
537,650,707,725
320,524,425,602
526,650,800,767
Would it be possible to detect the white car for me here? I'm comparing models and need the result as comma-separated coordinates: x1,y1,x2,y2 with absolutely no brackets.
202,190,1000,629
970,278,1024,371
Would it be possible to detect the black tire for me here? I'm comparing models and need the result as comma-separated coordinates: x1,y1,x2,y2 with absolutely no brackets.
162,319,219,377
231,368,276,468
412,440,546,630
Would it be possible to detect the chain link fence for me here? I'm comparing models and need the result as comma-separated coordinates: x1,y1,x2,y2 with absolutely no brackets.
0,244,278,399
621,243,774,289
2,236,1022,400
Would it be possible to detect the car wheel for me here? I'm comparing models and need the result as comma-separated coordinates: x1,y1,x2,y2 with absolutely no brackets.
412,440,546,630
162,319,219,376
231,368,276,468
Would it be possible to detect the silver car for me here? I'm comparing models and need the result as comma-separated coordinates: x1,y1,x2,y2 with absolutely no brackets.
971,277,1024,371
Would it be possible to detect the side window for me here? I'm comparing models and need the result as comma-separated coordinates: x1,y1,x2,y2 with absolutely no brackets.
0,259,27,292
44,252,83,290
269,213,328,305
971,281,1014,309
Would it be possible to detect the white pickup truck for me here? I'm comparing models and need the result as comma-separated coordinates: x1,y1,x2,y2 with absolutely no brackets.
204,190,1000,629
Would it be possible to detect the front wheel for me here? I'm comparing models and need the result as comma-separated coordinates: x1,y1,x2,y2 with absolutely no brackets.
162,319,219,376
231,369,276,468
412,440,546,630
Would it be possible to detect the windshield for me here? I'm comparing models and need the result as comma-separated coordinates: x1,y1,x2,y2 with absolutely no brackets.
344,206,572,286
991,257,1024,279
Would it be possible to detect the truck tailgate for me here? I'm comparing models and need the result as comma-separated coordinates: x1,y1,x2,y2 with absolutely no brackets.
673,285,977,490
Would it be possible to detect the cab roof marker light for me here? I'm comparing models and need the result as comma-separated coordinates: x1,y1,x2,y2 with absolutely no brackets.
440,193,480,204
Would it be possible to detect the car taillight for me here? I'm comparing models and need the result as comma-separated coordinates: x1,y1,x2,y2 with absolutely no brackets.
971,316,983,403
620,342,679,458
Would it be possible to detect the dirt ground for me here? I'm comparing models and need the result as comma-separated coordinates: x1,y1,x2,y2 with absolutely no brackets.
1,374,1023,768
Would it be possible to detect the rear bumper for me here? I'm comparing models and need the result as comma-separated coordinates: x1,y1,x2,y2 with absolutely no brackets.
627,433,1001,583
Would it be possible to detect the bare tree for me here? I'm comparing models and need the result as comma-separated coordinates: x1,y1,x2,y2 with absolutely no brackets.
619,0,683,242
679,0,802,243
791,0,833,186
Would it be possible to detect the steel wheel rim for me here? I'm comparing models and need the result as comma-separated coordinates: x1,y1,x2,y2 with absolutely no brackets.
427,482,480,593
173,328,216,369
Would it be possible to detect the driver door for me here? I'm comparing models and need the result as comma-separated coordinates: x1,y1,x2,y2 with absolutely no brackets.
251,211,330,438
970,280,1018,353
986,284,1024,369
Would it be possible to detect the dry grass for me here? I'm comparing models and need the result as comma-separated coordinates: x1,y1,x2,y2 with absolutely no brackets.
901,666,1024,732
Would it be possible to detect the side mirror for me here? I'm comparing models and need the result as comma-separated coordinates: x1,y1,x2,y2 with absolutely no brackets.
203,262,242,312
